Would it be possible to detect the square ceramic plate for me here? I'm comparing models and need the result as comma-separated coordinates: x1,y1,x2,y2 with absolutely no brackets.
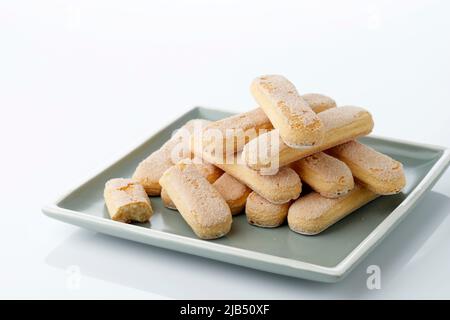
42,107,450,282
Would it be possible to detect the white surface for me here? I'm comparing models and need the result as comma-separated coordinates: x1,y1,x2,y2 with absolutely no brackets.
1,0,450,299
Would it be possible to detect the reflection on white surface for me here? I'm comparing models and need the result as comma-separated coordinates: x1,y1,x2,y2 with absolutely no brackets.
45,191,450,299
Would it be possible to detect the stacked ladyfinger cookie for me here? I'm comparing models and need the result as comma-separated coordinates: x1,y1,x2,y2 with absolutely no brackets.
103,75,406,239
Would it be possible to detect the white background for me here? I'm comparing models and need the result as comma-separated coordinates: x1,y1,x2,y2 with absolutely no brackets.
1,0,450,299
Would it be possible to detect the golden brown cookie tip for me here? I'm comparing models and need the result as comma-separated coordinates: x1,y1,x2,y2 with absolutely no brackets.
246,191,291,228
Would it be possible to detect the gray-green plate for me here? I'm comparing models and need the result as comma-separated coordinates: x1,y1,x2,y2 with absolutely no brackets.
42,107,450,282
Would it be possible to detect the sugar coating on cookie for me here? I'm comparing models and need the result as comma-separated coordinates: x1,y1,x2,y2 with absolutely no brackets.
133,119,211,195
243,106,374,170
319,106,371,132
159,161,232,239
161,160,223,210
251,75,325,148
201,108,272,157
200,96,336,158
201,150,302,204
213,173,251,215
245,191,290,228
253,75,320,127
132,149,174,195
192,159,223,183
204,108,270,133
292,152,354,198
327,140,406,194
288,184,378,235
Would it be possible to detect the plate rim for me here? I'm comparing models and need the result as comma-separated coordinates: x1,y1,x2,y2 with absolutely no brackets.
41,106,450,282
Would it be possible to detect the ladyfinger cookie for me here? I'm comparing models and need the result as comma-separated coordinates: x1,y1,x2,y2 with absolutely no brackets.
250,75,325,148
201,151,301,204
288,184,379,235
213,173,252,215
104,178,153,223
161,160,223,210
133,119,210,195
243,106,374,170
199,94,336,157
245,191,290,228
201,108,273,157
327,140,406,194
159,161,232,239
291,152,354,198
162,172,250,214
